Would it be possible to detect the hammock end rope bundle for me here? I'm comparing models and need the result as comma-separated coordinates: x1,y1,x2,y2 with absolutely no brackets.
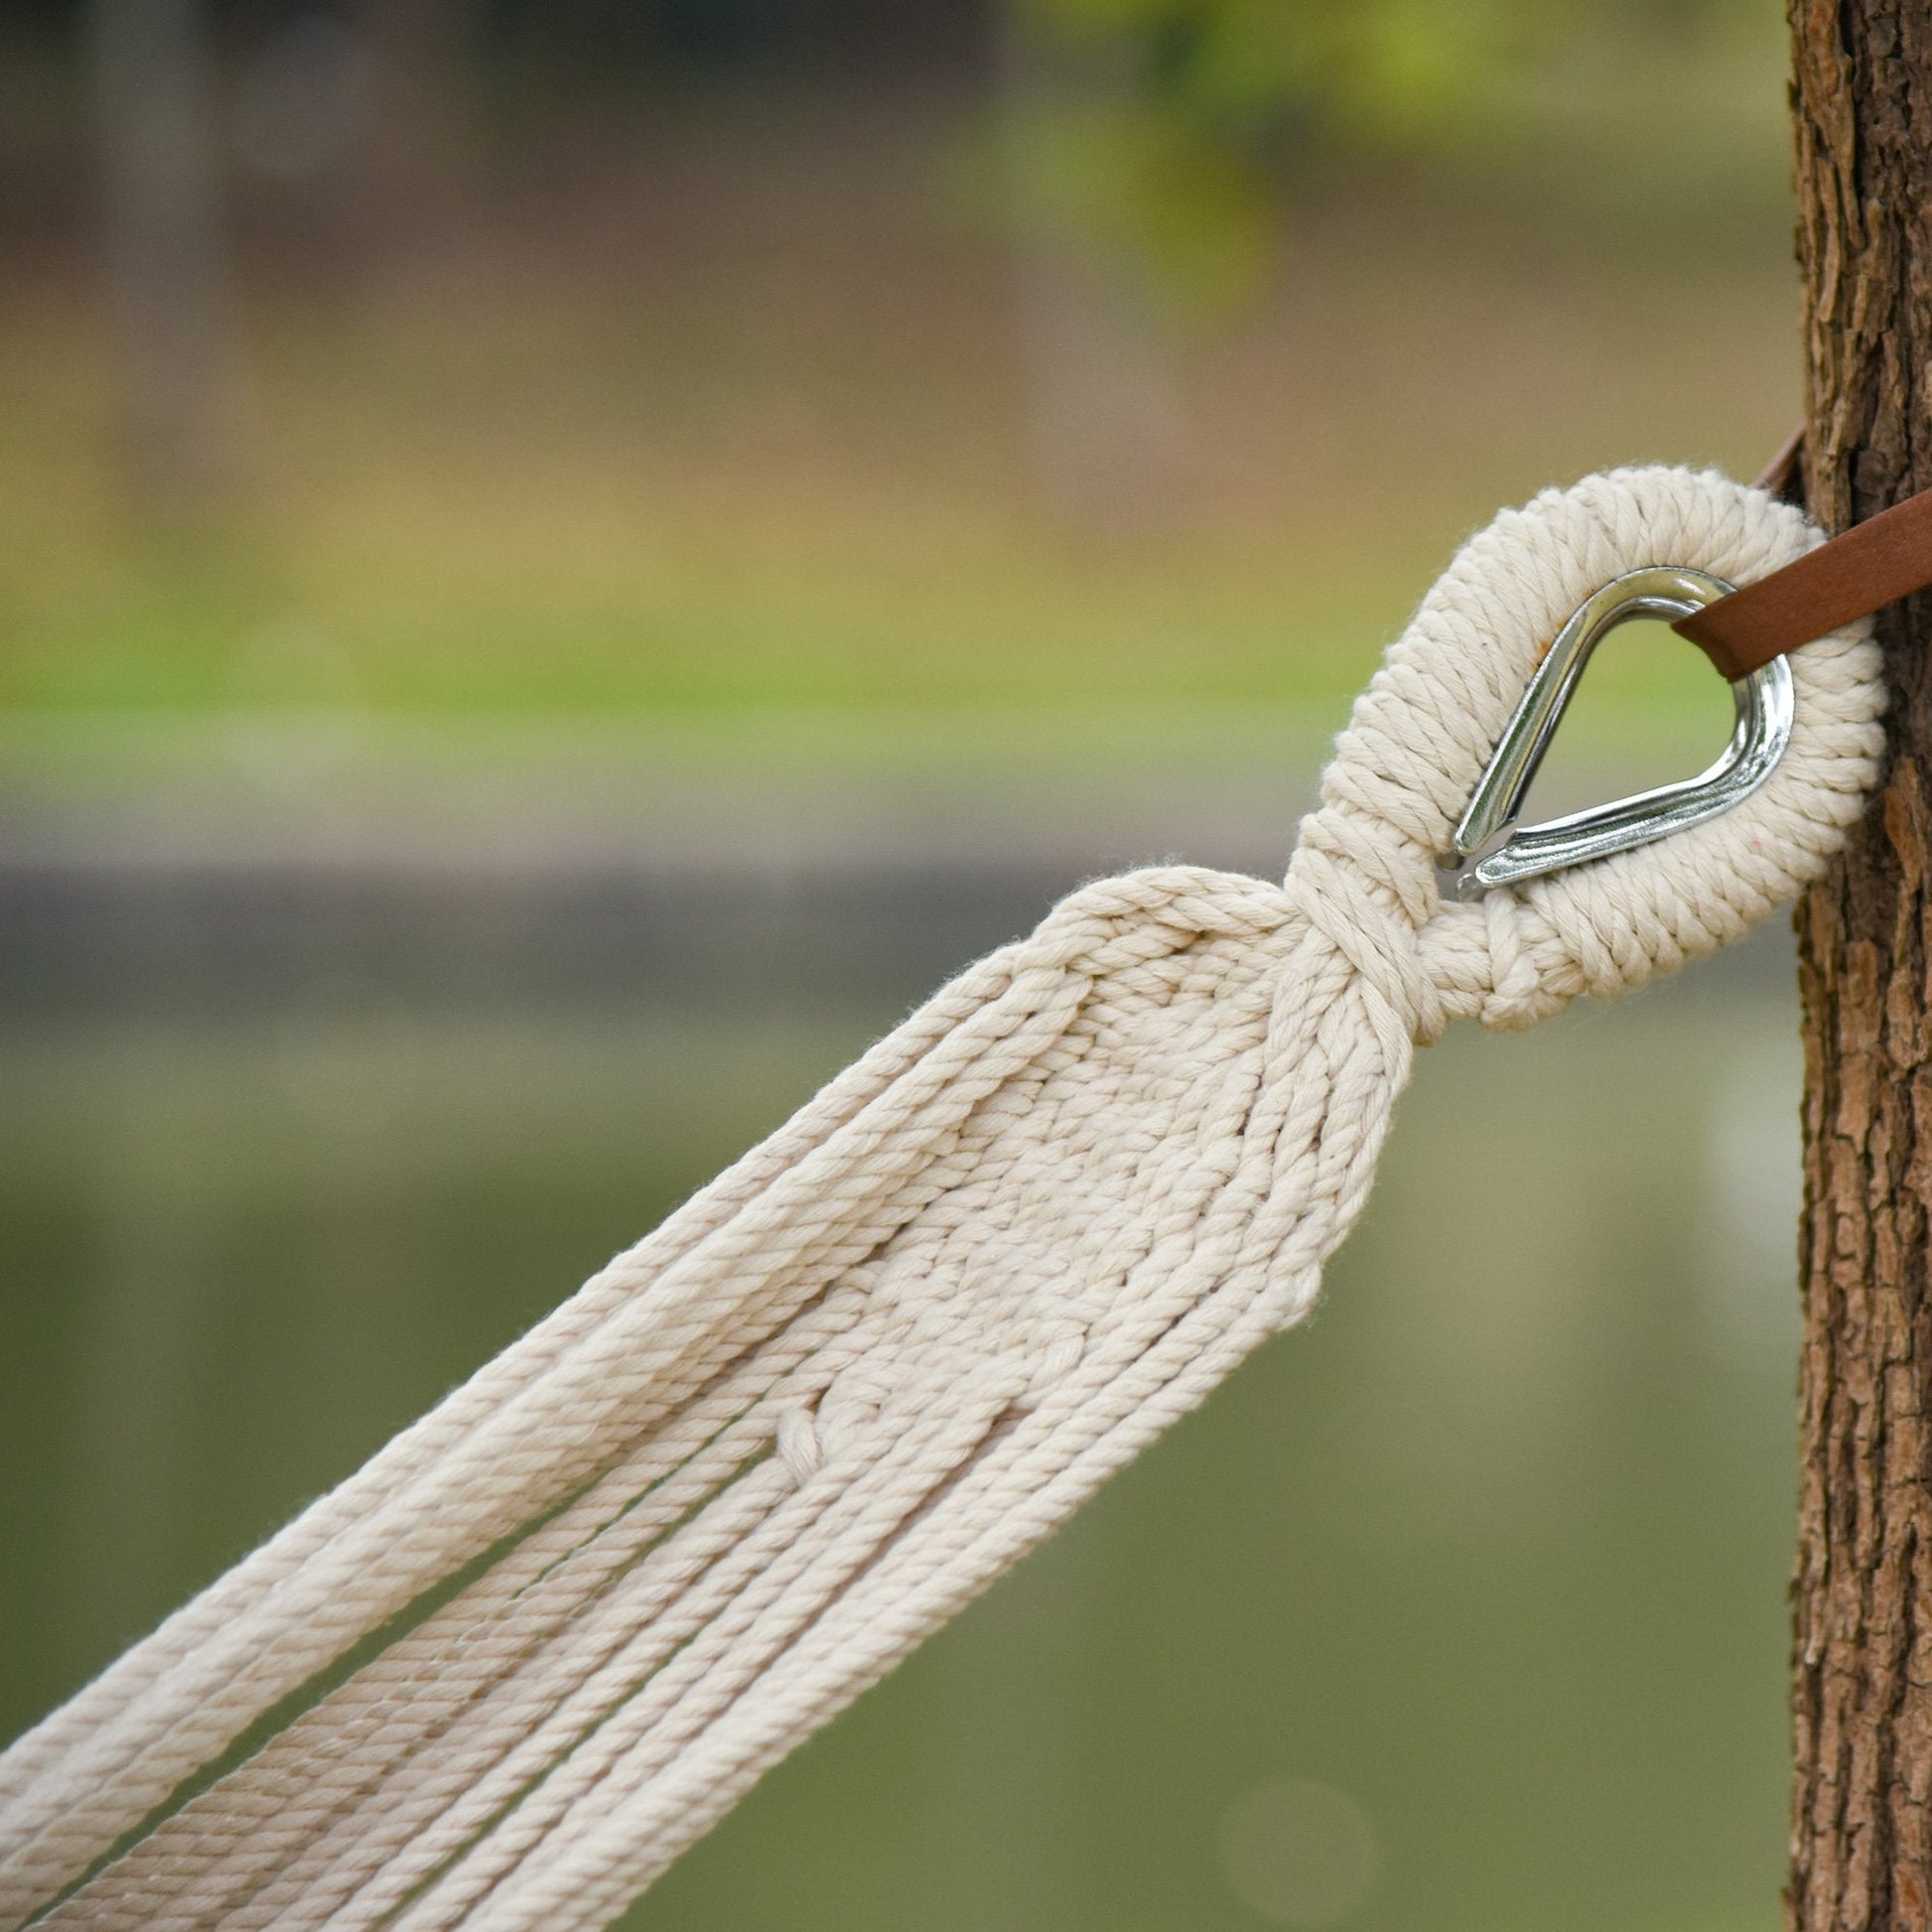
0,467,1887,1932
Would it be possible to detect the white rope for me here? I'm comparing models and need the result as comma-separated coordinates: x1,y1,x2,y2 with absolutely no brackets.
0,467,1884,1932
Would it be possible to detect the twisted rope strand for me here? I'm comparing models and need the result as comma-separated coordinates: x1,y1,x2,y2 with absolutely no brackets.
0,468,1885,1932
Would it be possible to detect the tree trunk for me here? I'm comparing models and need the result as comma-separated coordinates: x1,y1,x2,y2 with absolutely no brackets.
1789,5,1932,1926
90,0,237,510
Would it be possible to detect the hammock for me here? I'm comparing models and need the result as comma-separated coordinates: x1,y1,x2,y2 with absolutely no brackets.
0,467,1883,1932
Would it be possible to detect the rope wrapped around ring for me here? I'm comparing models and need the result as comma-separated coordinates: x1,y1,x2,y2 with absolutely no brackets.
0,467,1884,1932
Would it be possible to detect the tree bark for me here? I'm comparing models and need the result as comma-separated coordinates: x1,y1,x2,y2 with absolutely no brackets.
1790,4,1932,1926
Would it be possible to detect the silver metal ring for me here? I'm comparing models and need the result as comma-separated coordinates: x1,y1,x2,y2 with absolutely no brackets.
1447,565,1795,898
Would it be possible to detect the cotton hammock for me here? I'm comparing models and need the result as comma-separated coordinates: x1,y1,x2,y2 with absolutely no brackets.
0,467,1889,1932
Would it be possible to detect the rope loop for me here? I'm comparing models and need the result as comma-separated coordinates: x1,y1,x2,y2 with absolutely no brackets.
1298,466,1885,1036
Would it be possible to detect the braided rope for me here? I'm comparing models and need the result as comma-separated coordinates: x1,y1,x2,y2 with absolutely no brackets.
0,469,1884,1932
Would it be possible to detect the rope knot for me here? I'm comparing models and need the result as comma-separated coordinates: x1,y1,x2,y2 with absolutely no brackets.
1283,808,1447,1046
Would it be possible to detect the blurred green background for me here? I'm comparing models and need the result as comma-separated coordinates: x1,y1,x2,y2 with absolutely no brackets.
0,2,1817,1929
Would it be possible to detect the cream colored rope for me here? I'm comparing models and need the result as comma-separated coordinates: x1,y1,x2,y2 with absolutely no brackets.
0,468,1884,1932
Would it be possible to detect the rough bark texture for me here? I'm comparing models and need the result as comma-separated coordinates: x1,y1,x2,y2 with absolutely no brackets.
1790,4,1932,1926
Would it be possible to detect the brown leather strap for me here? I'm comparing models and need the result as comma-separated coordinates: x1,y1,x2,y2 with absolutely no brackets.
1753,425,1806,504
1674,459,1932,680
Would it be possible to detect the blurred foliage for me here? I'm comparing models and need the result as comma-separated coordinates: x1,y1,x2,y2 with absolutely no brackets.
0,0,1799,733
1018,0,1522,152
999,99,1280,319
1003,0,1785,314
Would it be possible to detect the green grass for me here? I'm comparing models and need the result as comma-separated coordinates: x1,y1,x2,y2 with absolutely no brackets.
0,67,1803,776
